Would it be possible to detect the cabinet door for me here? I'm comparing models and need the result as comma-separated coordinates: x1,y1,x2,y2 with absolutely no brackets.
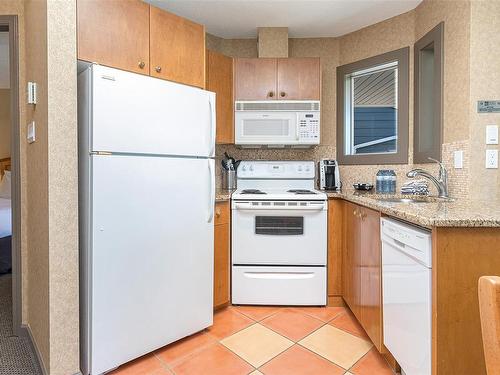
214,202,230,309
343,202,361,318
234,58,277,100
277,58,321,100
360,207,383,352
77,0,150,75
206,50,234,144
150,6,205,88
328,199,343,298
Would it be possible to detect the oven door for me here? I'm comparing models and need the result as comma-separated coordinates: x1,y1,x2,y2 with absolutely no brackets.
234,111,299,145
232,201,327,265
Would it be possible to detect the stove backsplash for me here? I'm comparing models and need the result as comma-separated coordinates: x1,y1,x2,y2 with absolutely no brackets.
216,140,469,199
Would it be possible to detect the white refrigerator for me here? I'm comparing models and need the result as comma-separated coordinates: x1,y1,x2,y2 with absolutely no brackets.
78,64,216,375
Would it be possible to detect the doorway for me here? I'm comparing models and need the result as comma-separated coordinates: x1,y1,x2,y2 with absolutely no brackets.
0,15,39,375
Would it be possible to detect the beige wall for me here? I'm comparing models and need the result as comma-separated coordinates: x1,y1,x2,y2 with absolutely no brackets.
469,0,500,199
0,89,10,158
210,1,481,199
0,1,79,374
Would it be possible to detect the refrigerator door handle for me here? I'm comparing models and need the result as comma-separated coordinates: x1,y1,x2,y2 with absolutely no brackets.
207,159,215,222
208,96,215,157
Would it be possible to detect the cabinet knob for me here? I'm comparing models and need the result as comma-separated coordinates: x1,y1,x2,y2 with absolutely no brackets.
280,91,286,98
138,61,145,69
268,91,274,98
216,209,221,218
155,66,162,73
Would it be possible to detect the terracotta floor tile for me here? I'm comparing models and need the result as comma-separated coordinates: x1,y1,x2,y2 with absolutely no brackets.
293,306,347,322
328,311,369,340
299,325,372,369
259,345,345,375
155,331,217,366
171,343,253,375
232,305,282,321
350,348,394,375
207,307,254,339
221,324,293,367
250,371,264,375
261,309,324,341
109,353,165,375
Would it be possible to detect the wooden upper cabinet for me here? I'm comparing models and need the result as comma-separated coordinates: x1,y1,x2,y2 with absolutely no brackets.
206,50,234,144
234,57,321,101
234,58,277,100
277,58,321,100
150,6,205,88
77,0,150,75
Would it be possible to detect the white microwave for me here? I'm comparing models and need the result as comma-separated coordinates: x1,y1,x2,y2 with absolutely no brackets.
235,101,320,148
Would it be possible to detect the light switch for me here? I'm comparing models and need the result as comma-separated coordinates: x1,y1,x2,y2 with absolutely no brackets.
486,149,498,169
27,82,37,105
486,125,498,144
27,121,35,143
454,150,463,169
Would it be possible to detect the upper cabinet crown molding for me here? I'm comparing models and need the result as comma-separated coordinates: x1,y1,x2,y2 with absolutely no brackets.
234,57,321,101
77,0,150,75
77,0,206,88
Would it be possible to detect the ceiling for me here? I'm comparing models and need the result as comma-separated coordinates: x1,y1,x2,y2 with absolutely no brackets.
147,0,422,39
0,32,9,89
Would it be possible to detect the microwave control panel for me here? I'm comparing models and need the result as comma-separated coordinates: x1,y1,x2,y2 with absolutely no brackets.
298,113,320,142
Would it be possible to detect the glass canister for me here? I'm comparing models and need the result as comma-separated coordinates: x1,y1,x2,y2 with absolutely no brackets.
376,170,396,194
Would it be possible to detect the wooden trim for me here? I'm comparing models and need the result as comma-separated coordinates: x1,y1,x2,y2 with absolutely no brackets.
336,47,410,165
414,22,444,163
0,15,22,337
328,199,343,297
327,296,346,307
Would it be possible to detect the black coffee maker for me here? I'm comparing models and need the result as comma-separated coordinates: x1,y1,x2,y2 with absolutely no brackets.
318,159,341,190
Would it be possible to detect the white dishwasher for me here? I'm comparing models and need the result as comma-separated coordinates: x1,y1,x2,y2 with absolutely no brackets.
381,218,432,375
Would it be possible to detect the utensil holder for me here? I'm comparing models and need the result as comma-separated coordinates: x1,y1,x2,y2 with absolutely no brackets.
222,169,236,190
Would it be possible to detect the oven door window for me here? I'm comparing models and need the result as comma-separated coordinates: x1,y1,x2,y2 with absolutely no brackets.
255,216,304,235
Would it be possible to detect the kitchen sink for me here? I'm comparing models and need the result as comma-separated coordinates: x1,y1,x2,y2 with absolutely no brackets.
376,196,455,204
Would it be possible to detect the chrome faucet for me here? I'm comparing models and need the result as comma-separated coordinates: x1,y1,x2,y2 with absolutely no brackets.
406,158,449,198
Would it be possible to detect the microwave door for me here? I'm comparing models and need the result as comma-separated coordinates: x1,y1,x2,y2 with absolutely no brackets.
235,112,297,145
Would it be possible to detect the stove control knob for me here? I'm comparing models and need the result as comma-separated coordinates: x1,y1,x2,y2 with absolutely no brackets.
249,165,254,172
298,166,303,172
241,165,247,172
305,165,310,172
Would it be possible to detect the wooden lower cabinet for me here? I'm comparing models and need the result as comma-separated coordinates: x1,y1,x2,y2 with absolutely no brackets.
327,199,344,304
214,201,230,309
342,202,383,352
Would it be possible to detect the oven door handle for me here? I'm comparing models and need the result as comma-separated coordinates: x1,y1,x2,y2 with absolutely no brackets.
233,203,326,211
243,271,316,280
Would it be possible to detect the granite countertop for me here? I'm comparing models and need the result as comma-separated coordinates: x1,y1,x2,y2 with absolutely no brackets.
326,190,500,228
215,189,233,202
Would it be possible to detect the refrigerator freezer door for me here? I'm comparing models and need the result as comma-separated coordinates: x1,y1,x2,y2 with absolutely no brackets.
90,65,215,157
89,154,214,375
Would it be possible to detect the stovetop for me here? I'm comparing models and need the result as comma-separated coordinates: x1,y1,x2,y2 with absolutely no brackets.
232,188,327,201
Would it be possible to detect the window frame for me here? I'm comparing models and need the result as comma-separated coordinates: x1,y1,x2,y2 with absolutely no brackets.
336,47,410,165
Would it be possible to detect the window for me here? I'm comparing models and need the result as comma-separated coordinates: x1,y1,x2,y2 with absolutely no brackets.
337,47,409,165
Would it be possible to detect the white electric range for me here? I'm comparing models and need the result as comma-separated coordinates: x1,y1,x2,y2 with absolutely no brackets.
231,161,327,306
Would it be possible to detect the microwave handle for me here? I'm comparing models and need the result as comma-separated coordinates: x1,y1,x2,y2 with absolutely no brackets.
295,113,300,140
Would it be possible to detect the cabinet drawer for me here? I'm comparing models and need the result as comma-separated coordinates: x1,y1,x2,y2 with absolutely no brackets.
232,266,326,305
215,201,230,225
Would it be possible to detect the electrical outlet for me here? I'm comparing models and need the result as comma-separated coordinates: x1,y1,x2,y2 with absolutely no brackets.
486,149,498,169
454,150,463,169
27,121,35,143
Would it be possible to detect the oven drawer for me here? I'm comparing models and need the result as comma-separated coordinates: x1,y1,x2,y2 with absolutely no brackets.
232,266,326,306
